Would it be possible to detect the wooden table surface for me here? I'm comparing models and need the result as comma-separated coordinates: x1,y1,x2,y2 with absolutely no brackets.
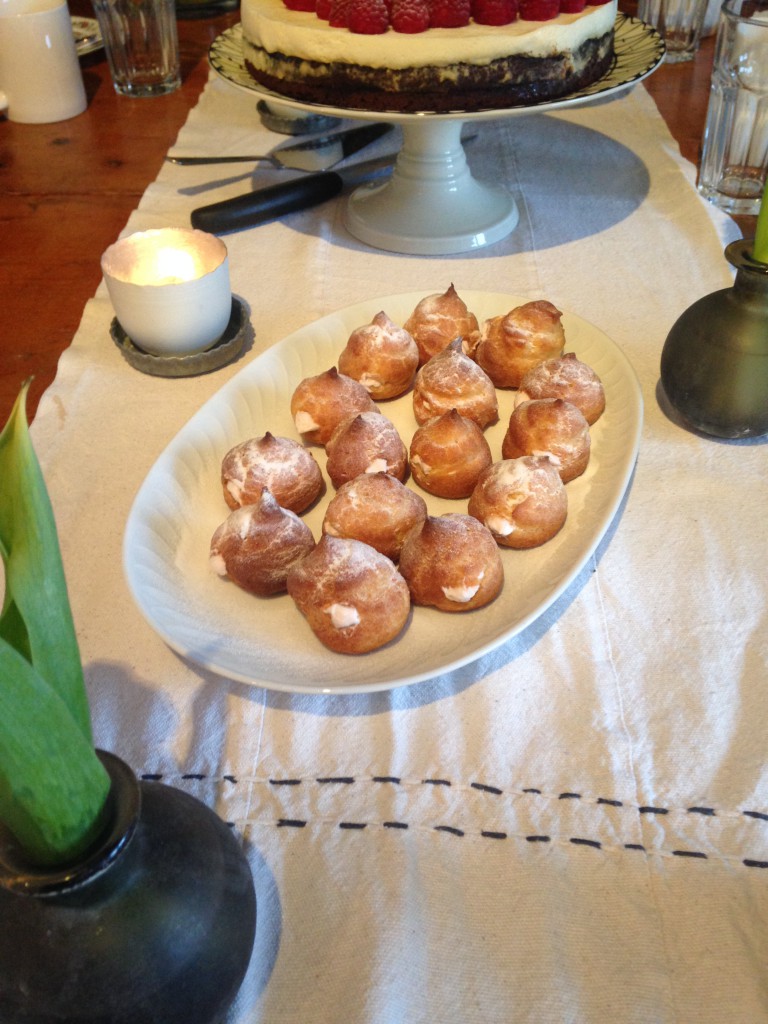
0,2,756,426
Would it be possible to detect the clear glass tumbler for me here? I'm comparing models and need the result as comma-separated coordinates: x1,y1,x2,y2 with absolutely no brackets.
698,0,768,214
92,0,180,98
637,0,708,62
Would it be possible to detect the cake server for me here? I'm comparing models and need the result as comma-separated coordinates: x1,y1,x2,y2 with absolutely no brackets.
167,122,393,173
190,156,397,234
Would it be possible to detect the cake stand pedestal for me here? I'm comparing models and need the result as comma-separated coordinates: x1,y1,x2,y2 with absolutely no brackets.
345,118,518,255
209,15,664,255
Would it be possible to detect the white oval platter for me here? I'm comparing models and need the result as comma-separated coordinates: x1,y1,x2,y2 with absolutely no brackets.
123,291,642,694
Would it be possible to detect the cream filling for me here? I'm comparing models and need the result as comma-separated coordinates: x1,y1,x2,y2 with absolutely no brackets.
294,410,320,433
442,582,481,603
486,515,515,537
242,0,617,69
327,603,361,629
210,552,228,577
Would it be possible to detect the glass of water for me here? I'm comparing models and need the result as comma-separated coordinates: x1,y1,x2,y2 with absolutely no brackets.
698,0,768,214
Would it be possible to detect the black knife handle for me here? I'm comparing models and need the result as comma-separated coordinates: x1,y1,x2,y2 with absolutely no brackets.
191,172,345,233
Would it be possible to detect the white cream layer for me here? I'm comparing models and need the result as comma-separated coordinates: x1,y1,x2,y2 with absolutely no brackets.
241,0,617,69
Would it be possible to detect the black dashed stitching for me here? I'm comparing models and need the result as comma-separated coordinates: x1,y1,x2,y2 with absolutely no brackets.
134,773,768,827
265,818,765,869
161,771,768,867
570,837,602,849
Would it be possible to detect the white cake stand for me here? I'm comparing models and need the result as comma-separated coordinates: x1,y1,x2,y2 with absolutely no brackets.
209,14,663,255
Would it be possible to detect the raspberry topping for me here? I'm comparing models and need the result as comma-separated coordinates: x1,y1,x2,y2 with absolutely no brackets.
282,0,598,30
471,0,517,24
347,0,390,31
391,0,430,30
518,0,558,17
429,0,471,26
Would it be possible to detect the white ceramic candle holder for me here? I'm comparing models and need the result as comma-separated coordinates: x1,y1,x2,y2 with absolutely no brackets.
101,228,231,356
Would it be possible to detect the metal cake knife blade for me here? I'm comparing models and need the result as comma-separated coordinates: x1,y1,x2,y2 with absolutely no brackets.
190,156,396,234
168,122,392,173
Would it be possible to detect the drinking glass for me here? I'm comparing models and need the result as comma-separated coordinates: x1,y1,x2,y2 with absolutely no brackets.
91,0,180,98
637,0,708,62
698,0,768,214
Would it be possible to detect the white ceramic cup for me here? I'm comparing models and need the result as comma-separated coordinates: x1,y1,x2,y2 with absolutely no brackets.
101,228,232,356
0,0,87,124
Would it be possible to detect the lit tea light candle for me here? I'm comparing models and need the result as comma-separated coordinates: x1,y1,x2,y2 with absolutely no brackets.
101,228,231,356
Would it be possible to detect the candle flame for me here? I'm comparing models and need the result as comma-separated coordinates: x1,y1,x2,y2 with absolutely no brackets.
150,246,202,285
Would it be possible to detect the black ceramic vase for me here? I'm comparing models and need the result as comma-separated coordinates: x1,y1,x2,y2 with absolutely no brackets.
0,750,256,1024
660,239,768,439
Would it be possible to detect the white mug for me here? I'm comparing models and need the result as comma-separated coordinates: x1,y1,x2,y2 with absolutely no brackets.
0,0,87,124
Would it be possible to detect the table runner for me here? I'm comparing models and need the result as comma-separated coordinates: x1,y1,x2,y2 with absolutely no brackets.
28,68,768,1023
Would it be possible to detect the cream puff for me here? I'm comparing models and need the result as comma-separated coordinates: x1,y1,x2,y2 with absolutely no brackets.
468,457,567,549
517,352,605,425
290,367,378,446
286,535,411,654
472,300,566,388
221,432,324,514
409,409,492,499
412,339,498,429
501,398,590,483
325,411,408,489
210,487,315,596
338,311,419,400
398,513,503,612
404,284,480,366
322,472,427,561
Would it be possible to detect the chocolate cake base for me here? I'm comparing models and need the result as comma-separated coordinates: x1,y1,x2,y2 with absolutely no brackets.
243,31,614,113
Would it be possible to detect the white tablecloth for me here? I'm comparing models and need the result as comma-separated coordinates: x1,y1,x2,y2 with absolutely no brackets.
29,66,768,1023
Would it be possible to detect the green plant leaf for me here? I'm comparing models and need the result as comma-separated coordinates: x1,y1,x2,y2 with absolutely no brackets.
0,638,110,864
0,382,91,739
0,382,110,864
